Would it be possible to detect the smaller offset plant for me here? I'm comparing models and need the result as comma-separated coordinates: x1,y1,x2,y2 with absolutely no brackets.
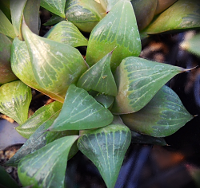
0,0,200,187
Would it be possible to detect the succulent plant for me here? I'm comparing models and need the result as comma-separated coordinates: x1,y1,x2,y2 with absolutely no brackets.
0,0,200,187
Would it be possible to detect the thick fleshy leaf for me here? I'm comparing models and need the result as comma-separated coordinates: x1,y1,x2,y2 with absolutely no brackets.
11,37,42,88
77,51,117,96
48,84,113,131
0,80,32,125
86,0,141,70
11,37,66,102
10,0,40,39
22,20,88,102
10,0,27,40
18,135,78,188
0,9,15,38
45,21,88,47
78,118,131,188
141,0,200,36
40,0,66,18
121,85,193,137
95,94,114,109
131,0,157,30
16,101,62,138
0,33,17,84
7,111,78,166
7,111,60,166
65,0,105,32
111,57,184,114
180,33,200,57
0,166,20,188
23,0,41,35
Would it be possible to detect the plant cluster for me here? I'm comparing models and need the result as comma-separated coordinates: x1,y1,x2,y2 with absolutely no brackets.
0,0,200,187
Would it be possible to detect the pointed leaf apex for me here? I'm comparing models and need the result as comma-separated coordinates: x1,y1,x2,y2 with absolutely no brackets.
182,66,198,73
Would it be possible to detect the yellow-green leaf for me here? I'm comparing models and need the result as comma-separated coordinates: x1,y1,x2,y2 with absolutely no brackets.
0,80,32,125
77,51,117,96
0,9,15,38
40,0,66,18
65,0,105,32
16,101,62,138
141,0,200,35
22,20,88,102
45,21,88,47
112,57,184,114
86,0,141,70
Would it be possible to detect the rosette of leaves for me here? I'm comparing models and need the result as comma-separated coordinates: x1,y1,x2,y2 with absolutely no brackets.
1,0,197,188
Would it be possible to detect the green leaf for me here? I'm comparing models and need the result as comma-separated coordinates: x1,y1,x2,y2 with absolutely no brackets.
131,0,157,30
40,0,66,18
77,51,117,96
10,0,27,40
0,166,20,188
121,85,193,137
43,14,65,26
48,84,113,131
78,118,131,188
131,131,167,146
180,33,200,57
95,94,114,109
0,80,32,125
22,20,88,102
65,0,105,32
7,111,60,166
45,21,88,47
0,9,16,38
18,135,78,188
16,101,62,138
23,0,41,35
10,0,40,40
11,37,66,102
7,111,78,166
141,0,200,35
0,33,17,84
86,0,141,71
111,57,184,114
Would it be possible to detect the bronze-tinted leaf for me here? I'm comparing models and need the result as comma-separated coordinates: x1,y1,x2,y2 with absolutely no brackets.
0,33,17,84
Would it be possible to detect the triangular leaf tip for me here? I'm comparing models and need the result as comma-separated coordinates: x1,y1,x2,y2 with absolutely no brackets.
48,84,113,131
